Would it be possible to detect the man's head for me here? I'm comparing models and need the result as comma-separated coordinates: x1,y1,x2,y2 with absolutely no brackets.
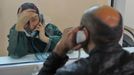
17,2,40,31
80,5,123,50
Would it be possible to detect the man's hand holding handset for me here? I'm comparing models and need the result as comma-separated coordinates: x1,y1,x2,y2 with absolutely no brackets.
53,26,88,56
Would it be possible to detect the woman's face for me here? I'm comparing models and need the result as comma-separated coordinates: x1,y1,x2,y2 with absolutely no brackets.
19,8,40,32
29,14,40,30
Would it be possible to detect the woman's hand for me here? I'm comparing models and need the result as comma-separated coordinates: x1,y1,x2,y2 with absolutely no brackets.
36,23,49,43
16,9,38,31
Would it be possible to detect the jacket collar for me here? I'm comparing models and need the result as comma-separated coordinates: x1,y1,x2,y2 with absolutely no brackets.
89,44,122,56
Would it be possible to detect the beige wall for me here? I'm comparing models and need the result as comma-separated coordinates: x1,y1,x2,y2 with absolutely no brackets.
0,0,108,56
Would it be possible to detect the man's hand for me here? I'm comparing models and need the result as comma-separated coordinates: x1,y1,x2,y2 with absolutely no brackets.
53,27,82,56
36,23,49,43
16,9,38,31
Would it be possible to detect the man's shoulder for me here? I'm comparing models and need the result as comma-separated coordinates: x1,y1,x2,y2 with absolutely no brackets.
56,58,90,75
118,53,134,74
123,53,134,66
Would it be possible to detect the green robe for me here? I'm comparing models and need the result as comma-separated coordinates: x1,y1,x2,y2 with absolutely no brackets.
7,23,62,58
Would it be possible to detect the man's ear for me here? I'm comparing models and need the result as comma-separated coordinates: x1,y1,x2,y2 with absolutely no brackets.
83,27,89,39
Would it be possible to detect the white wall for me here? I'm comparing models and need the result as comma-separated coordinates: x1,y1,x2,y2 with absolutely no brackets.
124,0,134,28
114,0,134,28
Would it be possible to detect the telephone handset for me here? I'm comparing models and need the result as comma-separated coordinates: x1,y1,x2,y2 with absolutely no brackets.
76,30,86,44
76,30,87,59
31,14,44,37
31,30,39,37
25,14,44,37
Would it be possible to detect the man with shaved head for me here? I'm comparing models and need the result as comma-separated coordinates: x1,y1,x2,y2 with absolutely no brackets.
38,5,134,75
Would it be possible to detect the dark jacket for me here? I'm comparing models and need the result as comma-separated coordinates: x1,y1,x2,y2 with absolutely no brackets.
38,44,134,75
7,23,62,58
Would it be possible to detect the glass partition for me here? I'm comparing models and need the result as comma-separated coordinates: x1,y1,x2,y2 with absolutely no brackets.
0,0,108,65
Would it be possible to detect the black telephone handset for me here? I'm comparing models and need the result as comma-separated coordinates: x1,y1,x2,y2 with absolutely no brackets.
76,30,86,44
30,14,44,38
31,30,39,37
